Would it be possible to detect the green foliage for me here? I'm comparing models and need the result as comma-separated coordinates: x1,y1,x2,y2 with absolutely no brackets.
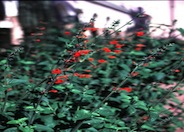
0,16,184,132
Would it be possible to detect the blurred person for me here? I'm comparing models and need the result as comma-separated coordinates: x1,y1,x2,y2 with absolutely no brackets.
18,1,56,37
52,0,82,29
126,7,152,33
0,0,23,47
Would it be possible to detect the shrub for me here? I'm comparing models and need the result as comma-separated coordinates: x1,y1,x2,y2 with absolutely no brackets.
0,15,184,132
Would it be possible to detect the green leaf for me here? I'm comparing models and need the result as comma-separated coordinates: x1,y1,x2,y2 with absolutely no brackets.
9,79,28,85
89,79,100,85
177,28,184,36
141,124,155,131
34,124,54,132
119,64,131,72
4,127,17,132
53,85,66,91
6,120,19,124
155,72,165,80
85,127,99,132
97,106,115,117
19,60,35,65
134,101,148,111
71,89,81,94
58,37,70,43
129,51,146,56
85,89,96,95
0,59,7,65
7,118,28,124
104,123,129,130
128,106,136,115
41,115,56,128
150,111,159,122
19,126,34,132
74,109,91,120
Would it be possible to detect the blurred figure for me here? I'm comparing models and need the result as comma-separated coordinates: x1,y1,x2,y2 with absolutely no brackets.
126,7,152,33
0,0,23,46
18,1,55,36
52,0,82,28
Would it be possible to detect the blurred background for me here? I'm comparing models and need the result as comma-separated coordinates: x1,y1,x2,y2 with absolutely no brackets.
0,0,184,47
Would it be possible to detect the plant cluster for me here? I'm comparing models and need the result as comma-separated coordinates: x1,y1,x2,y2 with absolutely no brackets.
0,13,184,132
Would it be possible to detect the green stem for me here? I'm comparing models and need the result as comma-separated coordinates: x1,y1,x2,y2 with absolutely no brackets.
1,91,8,113
28,79,56,126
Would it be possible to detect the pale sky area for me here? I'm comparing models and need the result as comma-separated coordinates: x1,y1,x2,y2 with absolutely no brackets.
76,0,184,40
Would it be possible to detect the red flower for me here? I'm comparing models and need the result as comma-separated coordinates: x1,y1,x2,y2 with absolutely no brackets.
79,74,92,78
131,72,139,77
74,51,81,57
110,40,118,45
108,55,116,59
98,59,106,63
36,39,41,42
136,44,145,47
49,89,58,93
55,79,64,84
113,87,132,92
57,75,69,80
65,31,71,35
142,115,149,121
85,70,91,72
103,47,111,53
74,73,92,78
143,63,149,67
52,68,62,74
114,50,122,54
40,27,46,30
174,69,180,73
136,31,144,37
88,57,94,62
80,50,91,55
135,47,142,51
116,44,124,48
119,87,132,92
86,27,98,32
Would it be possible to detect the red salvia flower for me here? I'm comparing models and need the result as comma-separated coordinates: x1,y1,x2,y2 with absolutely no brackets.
85,70,91,72
49,89,58,93
135,47,142,51
142,115,149,121
74,73,92,78
88,57,94,62
52,68,62,74
136,44,145,47
74,51,81,57
114,50,122,54
103,47,111,53
80,50,91,55
131,72,139,77
119,87,132,92
98,59,106,63
55,79,64,84
113,87,132,92
174,69,180,73
116,44,124,48
108,55,116,59
136,31,144,37
36,39,41,42
65,31,71,35
143,63,149,67
79,74,92,78
110,40,118,45
57,75,69,80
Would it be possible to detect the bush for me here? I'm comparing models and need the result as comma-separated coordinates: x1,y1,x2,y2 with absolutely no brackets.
0,17,184,132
